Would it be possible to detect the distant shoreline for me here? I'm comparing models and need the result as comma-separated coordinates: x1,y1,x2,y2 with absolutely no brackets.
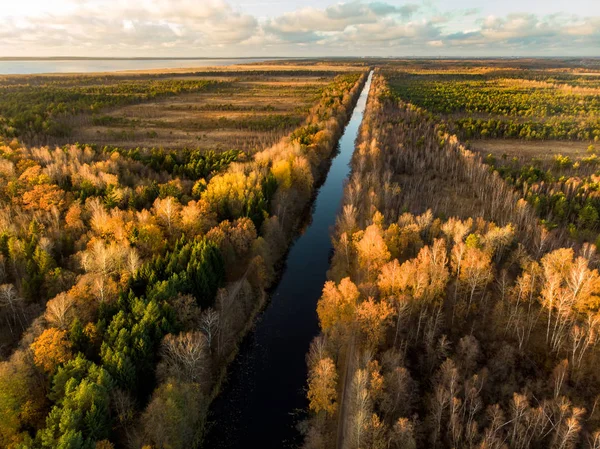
0,57,293,61
0,56,599,62
0,57,290,76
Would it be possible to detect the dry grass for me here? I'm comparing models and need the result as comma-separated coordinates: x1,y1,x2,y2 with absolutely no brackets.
66,67,350,152
472,139,592,160
104,62,365,76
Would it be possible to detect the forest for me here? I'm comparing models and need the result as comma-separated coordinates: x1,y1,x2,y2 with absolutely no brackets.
0,66,368,449
3,57,600,449
303,69,600,449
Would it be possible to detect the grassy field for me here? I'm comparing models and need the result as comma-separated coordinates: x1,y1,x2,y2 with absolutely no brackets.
0,63,363,152
73,75,331,151
471,139,592,160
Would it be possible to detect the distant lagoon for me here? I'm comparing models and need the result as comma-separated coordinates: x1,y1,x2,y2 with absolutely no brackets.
0,58,280,75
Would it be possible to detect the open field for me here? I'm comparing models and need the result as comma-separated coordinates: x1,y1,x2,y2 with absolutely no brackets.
0,64,361,151
471,139,591,160
70,75,331,151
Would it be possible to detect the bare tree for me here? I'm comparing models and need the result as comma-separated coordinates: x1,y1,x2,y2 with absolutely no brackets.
45,293,76,329
349,368,370,449
555,407,584,449
307,335,328,370
0,284,25,335
162,331,209,384
588,431,600,449
552,360,569,399
200,308,219,354
153,196,181,236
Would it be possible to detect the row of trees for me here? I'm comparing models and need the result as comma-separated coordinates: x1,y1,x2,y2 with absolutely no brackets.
304,71,600,449
452,117,600,141
0,70,369,449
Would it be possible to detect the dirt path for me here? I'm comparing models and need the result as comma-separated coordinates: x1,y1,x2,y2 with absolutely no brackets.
336,330,356,449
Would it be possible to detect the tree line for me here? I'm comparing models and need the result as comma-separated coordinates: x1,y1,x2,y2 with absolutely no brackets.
0,70,369,449
303,71,600,449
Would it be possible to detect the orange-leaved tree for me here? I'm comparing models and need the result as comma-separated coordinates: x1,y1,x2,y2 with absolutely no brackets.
30,328,73,373
307,357,338,415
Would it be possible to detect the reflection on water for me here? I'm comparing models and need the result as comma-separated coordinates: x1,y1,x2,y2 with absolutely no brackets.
204,71,373,449
0,58,276,75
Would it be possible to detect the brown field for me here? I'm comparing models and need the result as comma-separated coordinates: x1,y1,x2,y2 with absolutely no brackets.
67,71,340,151
471,139,591,160
1,61,363,154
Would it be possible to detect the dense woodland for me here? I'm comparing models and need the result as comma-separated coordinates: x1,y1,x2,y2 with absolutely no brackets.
0,70,368,449
4,58,600,449
304,71,600,449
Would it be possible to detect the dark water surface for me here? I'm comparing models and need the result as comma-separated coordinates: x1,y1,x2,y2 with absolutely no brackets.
204,71,373,449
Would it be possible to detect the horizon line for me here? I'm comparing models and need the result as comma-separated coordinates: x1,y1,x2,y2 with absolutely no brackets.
1,56,600,61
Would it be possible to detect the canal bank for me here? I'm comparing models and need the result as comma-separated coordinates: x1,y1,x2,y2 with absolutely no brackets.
204,71,374,449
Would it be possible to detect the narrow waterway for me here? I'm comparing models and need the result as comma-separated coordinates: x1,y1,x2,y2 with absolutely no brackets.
204,71,373,449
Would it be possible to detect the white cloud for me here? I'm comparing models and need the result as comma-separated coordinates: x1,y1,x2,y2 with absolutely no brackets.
0,0,258,55
0,0,598,56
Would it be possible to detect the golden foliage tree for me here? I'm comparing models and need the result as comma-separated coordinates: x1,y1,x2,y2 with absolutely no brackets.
356,224,391,281
30,328,73,373
21,184,64,212
307,357,338,415
357,297,393,348
317,277,359,334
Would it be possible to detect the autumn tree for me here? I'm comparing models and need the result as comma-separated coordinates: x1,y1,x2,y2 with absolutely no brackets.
457,243,493,311
357,297,393,348
22,184,64,213
540,248,600,353
317,277,359,336
30,328,73,373
356,224,391,282
142,379,205,449
307,357,338,416
391,418,416,449
0,351,45,447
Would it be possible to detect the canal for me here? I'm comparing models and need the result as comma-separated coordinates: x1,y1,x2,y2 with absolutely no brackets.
204,71,373,448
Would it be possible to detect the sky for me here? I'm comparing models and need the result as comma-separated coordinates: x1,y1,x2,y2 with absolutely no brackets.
0,0,599,57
